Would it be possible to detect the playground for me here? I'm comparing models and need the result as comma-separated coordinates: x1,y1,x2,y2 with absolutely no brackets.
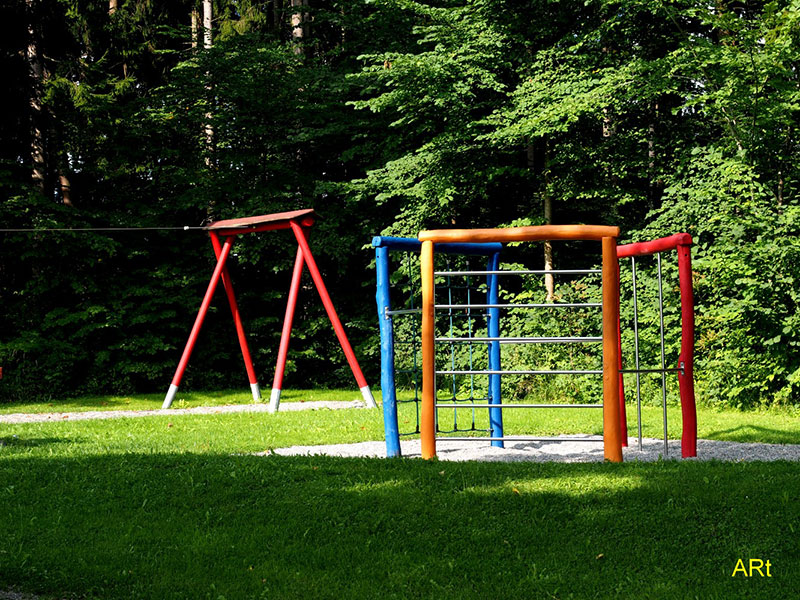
2,215,800,599
6,0,800,595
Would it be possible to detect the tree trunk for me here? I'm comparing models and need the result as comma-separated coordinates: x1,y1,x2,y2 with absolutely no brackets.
110,1,128,77
191,8,199,50
273,0,282,30
202,0,212,49
528,141,554,301
59,172,73,207
201,0,215,218
291,0,304,55
202,0,214,171
647,102,656,205
27,0,46,194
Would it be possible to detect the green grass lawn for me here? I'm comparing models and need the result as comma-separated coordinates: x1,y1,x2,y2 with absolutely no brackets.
1,390,799,599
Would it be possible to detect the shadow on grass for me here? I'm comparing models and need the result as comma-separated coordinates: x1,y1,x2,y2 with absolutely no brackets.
0,436,75,448
0,453,797,600
705,424,800,445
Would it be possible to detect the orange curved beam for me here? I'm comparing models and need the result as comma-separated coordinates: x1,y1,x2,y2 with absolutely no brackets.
419,225,620,244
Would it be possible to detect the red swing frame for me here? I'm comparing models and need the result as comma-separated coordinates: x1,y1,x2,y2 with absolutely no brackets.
162,209,376,412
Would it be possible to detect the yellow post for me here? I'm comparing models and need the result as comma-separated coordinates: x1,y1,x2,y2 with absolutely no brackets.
420,240,437,459
602,236,623,462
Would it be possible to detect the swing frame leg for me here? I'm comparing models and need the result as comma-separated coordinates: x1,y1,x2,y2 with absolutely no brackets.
210,232,261,402
269,244,305,413
163,236,235,408
288,221,376,408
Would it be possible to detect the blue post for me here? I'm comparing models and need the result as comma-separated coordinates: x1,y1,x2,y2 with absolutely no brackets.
376,245,401,457
372,236,504,457
487,251,503,447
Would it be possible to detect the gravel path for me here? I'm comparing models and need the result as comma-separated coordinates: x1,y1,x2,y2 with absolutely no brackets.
0,400,369,424
272,435,800,462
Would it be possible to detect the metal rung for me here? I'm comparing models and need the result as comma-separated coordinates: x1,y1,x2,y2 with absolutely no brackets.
435,403,603,409
435,269,602,276
619,368,681,374
435,303,602,309
385,308,422,316
436,369,602,375
435,336,602,344
436,436,604,443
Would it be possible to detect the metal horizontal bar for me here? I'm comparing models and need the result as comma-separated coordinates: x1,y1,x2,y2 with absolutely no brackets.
435,403,603,409
435,436,604,443
436,369,603,375
385,308,422,316
435,303,602,309
619,368,681,374
435,336,602,344
435,269,602,276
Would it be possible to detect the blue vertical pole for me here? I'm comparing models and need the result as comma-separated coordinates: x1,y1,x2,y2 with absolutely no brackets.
487,251,503,447
376,246,401,457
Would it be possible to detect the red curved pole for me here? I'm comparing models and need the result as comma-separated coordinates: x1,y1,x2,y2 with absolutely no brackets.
617,233,692,259
616,233,697,458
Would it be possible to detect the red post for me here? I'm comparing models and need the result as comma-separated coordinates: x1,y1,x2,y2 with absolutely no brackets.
677,243,697,457
289,221,376,408
210,232,260,402
269,243,305,412
163,236,234,408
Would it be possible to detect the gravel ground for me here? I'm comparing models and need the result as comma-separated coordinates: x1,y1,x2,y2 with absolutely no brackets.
272,435,800,462
0,400,369,424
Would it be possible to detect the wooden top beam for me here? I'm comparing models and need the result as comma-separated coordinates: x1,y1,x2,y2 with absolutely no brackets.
205,209,316,232
418,225,620,244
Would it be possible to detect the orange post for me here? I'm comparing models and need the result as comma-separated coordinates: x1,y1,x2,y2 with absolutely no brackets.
602,236,623,462
420,240,437,459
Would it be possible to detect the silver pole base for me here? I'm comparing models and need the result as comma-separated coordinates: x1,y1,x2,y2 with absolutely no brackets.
268,388,281,413
250,382,261,403
162,384,179,409
360,385,377,409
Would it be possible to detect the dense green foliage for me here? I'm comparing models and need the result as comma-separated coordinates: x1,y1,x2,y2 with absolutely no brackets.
2,0,799,407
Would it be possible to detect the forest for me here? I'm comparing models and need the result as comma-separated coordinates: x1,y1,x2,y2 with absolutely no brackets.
1,0,799,408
